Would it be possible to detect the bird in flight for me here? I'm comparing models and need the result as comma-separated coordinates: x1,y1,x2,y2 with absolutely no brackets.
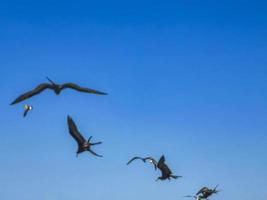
10,77,108,105
185,185,220,200
155,155,182,181
127,155,182,181
23,104,33,117
196,185,220,199
67,115,103,157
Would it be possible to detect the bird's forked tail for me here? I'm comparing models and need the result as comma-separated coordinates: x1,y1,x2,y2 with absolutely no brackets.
171,175,182,179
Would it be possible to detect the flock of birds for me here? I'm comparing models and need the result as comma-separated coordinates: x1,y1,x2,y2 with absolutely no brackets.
10,77,221,200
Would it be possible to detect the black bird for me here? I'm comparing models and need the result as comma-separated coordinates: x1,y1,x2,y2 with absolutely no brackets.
196,185,220,199
23,104,33,117
155,155,182,181
127,156,158,170
67,115,102,157
10,77,107,105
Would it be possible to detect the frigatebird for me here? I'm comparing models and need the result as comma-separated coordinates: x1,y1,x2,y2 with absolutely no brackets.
196,185,220,199
23,104,33,117
185,185,220,200
67,115,102,157
10,77,107,105
127,155,181,181
156,155,182,181
127,156,158,170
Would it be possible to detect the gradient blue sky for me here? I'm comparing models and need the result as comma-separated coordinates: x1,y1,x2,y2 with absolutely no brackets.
0,0,267,199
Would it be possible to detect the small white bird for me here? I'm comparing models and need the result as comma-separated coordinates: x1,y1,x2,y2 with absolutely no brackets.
23,105,33,117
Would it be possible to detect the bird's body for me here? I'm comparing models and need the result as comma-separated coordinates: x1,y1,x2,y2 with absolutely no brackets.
10,77,107,105
156,155,182,181
196,185,220,199
67,115,102,157
23,104,33,117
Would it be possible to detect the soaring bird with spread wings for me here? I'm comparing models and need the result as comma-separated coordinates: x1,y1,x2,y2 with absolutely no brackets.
196,185,220,199
67,115,102,157
127,155,182,181
185,185,220,200
10,77,107,105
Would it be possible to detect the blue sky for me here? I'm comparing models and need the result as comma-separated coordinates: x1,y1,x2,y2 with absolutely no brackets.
0,0,267,199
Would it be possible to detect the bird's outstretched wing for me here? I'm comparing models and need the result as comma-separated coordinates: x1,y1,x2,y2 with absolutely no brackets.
61,83,108,95
157,155,173,176
11,83,54,105
157,155,166,170
196,187,209,195
127,156,158,169
67,116,86,147
157,155,165,165
127,156,145,165
184,195,197,199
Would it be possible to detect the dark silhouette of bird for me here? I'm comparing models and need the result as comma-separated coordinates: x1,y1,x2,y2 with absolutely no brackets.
67,115,102,157
196,185,220,199
127,156,158,170
185,185,220,200
10,77,107,105
155,155,182,181
127,155,181,181
23,104,33,117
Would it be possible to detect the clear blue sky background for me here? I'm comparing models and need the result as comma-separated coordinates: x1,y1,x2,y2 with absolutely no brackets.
0,0,267,199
